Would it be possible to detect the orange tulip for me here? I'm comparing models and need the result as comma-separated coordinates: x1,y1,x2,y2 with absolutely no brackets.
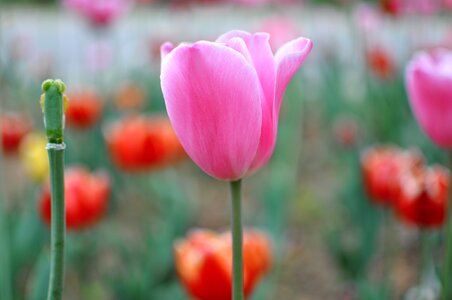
105,115,185,172
174,229,272,300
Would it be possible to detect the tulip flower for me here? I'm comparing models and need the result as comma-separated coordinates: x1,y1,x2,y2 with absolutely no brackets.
115,83,146,110
161,30,312,181
174,229,272,300
380,0,405,16
332,116,360,148
39,167,110,230
105,115,185,172
63,0,129,27
1,113,31,155
396,165,449,228
162,30,311,300
366,47,395,79
406,49,452,148
361,146,424,205
65,91,103,129
19,133,49,182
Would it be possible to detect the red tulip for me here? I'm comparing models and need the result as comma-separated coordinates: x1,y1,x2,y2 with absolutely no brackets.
380,0,405,16
396,165,449,228
174,229,272,300
66,91,103,129
361,146,423,205
332,116,360,148
39,167,110,230
105,115,185,172
366,47,395,79
1,113,31,155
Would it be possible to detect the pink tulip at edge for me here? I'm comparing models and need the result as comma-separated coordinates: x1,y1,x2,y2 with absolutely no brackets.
160,30,312,180
63,0,129,26
406,49,452,148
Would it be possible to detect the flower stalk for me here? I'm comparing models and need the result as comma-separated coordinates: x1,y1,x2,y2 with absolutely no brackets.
230,179,244,300
442,151,452,300
41,79,67,300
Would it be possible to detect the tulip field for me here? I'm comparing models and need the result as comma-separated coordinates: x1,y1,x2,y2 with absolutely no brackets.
2,1,452,300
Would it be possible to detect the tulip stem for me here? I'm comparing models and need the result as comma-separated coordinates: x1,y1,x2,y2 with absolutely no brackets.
41,79,67,300
442,151,452,300
230,179,244,300
0,149,12,300
419,230,432,283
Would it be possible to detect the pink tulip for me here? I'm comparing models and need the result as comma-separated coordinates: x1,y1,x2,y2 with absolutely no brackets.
406,49,452,148
160,30,312,180
64,0,129,27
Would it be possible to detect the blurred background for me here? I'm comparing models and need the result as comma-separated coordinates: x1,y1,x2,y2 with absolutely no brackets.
1,0,452,299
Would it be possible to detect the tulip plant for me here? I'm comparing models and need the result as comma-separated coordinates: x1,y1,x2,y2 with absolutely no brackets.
160,30,312,299
406,49,452,299
40,79,68,300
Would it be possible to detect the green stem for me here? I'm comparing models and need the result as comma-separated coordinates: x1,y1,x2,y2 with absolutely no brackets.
419,230,432,283
230,180,243,300
441,151,452,300
0,151,12,300
41,79,67,300
46,148,65,300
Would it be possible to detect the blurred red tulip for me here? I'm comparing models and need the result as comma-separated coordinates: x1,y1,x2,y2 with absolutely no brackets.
396,165,449,228
115,83,146,110
105,115,185,172
174,229,272,300
380,0,405,16
361,146,423,205
1,113,31,155
332,116,360,148
66,91,103,129
39,167,110,230
366,47,395,79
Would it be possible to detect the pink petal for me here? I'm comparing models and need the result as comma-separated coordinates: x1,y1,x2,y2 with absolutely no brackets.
251,37,312,172
275,37,313,114
161,41,263,180
406,50,452,148
217,30,278,173
161,42,175,61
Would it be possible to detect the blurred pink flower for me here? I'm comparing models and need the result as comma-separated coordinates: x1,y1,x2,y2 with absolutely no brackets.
259,18,299,51
160,30,312,180
406,0,441,15
406,49,452,148
354,4,382,32
64,0,130,26
444,0,452,9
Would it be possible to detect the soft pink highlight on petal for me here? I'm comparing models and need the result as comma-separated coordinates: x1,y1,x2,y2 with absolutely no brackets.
161,42,175,60
406,49,452,148
161,41,263,180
